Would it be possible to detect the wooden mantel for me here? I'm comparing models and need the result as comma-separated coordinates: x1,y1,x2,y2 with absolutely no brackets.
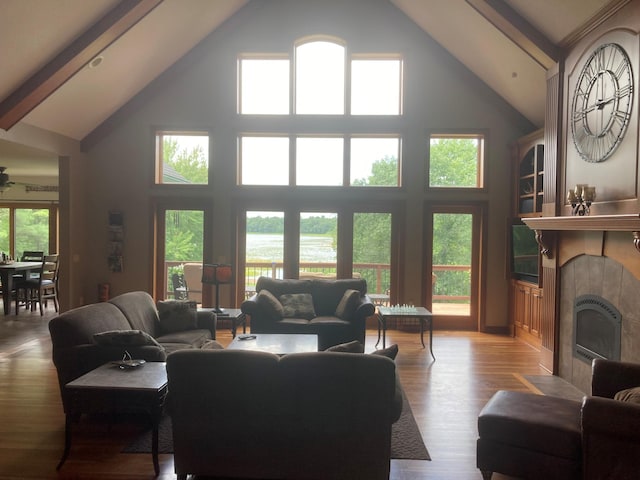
522,214,640,256
522,214,640,231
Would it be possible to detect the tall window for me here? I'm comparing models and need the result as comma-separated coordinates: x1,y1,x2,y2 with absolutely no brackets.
299,212,337,275
155,131,209,185
244,211,284,296
240,136,289,185
0,206,57,259
160,208,204,302
351,58,402,115
295,41,345,114
429,134,485,188
237,38,403,187
239,58,290,114
353,212,391,300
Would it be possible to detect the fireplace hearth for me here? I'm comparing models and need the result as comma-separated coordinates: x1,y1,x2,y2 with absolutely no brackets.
573,294,621,364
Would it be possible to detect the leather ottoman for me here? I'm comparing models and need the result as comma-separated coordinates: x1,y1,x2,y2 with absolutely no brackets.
476,390,582,480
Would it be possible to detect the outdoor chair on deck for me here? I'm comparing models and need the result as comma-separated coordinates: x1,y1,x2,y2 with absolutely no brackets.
172,273,188,300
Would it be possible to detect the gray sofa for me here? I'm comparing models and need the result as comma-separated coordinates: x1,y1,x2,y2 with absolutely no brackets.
166,348,402,480
48,291,220,413
241,276,375,350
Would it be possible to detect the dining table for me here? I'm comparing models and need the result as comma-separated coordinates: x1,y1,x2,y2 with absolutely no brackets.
0,261,43,314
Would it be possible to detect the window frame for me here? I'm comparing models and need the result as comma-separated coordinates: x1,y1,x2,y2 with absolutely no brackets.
154,129,212,186
426,131,488,191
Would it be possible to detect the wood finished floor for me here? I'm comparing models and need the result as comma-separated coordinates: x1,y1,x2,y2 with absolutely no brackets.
0,308,548,480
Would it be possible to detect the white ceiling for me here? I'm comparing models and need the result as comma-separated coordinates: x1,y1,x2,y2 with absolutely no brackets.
0,0,621,182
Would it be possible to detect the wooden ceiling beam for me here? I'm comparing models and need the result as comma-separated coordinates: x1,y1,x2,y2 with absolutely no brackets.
465,0,559,70
0,0,163,131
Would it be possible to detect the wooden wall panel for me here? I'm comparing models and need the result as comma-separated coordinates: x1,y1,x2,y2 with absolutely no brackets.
540,264,557,373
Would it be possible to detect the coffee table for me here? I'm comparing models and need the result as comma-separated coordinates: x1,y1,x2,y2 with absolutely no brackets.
377,306,435,360
57,362,168,475
227,333,318,355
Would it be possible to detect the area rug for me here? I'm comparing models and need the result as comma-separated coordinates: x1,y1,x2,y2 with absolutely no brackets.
123,389,430,461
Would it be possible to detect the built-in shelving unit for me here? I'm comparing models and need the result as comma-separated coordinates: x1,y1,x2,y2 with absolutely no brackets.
517,143,544,217
510,130,544,348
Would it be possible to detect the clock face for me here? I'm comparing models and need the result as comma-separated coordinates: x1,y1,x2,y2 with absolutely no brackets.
571,43,634,163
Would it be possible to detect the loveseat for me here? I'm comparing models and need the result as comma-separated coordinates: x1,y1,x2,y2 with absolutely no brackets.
48,291,220,412
166,348,402,480
240,276,375,350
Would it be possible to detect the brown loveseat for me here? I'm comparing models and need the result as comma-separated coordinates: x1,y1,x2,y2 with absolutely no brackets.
166,348,402,480
240,276,375,350
48,291,220,412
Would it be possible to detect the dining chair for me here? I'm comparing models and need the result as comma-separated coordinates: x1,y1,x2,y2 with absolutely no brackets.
19,254,60,315
19,251,44,280
11,251,44,313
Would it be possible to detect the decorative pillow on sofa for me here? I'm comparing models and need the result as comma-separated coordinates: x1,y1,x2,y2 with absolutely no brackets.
614,386,640,404
279,293,316,319
257,290,284,321
371,343,399,360
326,341,398,359
326,340,365,353
334,289,360,320
157,300,198,334
93,329,162,347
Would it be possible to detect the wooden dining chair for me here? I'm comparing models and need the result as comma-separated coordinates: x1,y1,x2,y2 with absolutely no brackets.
19,254,60,315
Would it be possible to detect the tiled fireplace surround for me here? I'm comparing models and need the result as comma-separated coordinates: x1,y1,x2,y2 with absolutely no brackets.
559,251,640,393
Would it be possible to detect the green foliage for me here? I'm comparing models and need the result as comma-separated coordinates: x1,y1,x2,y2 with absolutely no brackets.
15,209,50,255
163,137,208,184
163,138,208,262
247,216,284,233
429,138,478,187
352,156,397,186
432,213,472,299
246,216,335,235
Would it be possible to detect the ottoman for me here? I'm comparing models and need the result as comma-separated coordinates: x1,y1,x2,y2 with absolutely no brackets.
476,390,583,480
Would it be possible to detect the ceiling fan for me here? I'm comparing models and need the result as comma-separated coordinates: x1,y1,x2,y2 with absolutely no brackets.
0,166,58,194
0,167,15,191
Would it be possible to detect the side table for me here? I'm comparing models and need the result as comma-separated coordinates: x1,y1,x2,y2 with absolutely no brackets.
376,306,435,360
199,307,246,338
57,362,168,476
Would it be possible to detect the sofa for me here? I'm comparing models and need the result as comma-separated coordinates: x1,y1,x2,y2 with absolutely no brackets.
48,291,220,413
240,276,375,350
166,348,402,480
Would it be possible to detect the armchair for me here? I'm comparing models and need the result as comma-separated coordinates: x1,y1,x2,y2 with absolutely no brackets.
582,359,640,479
477,358,640,480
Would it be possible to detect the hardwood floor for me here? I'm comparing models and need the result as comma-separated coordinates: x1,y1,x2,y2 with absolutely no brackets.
0,309,549,480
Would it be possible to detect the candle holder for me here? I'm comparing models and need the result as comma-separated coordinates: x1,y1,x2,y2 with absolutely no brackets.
567,184,596,216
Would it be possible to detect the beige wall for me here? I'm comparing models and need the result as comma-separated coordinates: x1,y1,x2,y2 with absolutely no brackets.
64,0,533,328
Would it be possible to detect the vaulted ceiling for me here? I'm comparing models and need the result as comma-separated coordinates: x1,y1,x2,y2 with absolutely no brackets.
0,0,628,180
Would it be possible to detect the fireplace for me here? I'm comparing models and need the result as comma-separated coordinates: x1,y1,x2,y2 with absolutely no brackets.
573,294,621,364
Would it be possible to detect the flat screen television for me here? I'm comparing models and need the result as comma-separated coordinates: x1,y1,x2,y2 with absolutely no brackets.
510,222,539,283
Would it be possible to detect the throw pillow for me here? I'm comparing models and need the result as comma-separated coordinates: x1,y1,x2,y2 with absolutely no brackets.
334,289,361,320
326,340,365,353
157,300,198,334
93,329,162,347
614,386,640,404
257,290,284,321
279,293,316,319
371,343,399,360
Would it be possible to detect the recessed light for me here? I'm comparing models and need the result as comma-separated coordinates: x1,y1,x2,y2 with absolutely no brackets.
89,56,104,69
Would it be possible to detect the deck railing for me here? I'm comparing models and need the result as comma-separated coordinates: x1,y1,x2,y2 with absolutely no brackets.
164,261,470,304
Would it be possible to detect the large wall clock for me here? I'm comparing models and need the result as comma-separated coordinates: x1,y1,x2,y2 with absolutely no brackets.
571,43,634,163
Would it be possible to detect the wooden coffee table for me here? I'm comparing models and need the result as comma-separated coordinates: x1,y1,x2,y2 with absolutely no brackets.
227,333,318,355
57,362,168,475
